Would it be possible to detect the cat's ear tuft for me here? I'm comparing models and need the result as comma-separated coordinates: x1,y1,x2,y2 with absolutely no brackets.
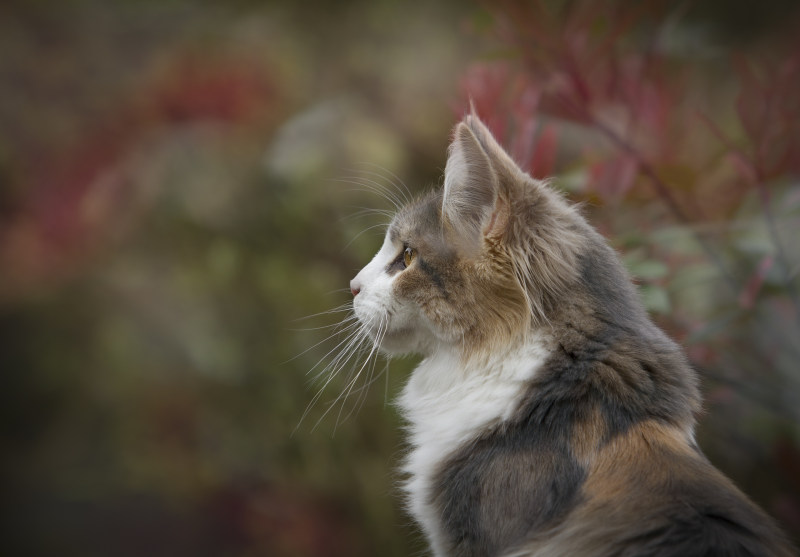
442,122,503,250
463,113,521,175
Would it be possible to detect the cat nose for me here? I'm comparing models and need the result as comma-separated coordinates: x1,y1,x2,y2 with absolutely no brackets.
350,278,361,297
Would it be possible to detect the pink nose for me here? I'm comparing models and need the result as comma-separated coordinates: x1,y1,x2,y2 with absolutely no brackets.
350,279,361,297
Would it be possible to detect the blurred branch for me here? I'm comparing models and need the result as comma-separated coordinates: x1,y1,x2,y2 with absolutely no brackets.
752,171,800,325
550,92,741,294
701,366,800,425
592,116,738,291
700,112,800,323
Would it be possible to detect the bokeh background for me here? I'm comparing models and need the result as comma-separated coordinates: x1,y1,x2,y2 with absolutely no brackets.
1,1,799,555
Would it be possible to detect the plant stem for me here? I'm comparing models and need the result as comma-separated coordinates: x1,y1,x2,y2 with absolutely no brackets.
751,167,800,325
700,112,800,322
589,115,740,294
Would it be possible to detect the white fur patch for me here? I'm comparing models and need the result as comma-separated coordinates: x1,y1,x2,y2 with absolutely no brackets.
398,336,551,556
352,233,396,319
351,231,438,355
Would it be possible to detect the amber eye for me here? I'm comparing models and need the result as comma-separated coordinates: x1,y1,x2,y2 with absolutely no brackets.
403,247,415,268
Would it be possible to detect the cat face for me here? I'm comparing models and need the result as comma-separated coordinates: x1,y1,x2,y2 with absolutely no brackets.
350,192,452,355
351,115,585,359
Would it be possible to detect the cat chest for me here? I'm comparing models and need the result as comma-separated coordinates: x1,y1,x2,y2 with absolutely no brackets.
401,387,586,557
398,345,553,554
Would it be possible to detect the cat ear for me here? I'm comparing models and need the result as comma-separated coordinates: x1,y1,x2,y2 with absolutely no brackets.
442,120,507,250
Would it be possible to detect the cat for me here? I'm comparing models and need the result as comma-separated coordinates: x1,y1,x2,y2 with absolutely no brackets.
347,112,795,556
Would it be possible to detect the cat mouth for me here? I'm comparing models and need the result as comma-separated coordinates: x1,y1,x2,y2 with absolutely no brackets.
354,313,407,351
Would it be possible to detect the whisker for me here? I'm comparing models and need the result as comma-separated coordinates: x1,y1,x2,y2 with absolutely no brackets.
333,176,404,211
317,313,381,427
283,318,360,365
340,206,396,222
287,315,359,332
340,187,400,212
326,288,353,295
294,322,371,435
292,302,353,322
312,339,374,431
314,321,376,388
297,284,394,433
313,328,366,383
337,322,383,426
342,222,390,252
353,161,415,206
306,322,365,378
383,359,390,407
351,164,414,206
341,317,389,423
331,318,386,431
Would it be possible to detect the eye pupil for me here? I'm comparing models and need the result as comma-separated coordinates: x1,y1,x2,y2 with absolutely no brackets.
403,247,415,267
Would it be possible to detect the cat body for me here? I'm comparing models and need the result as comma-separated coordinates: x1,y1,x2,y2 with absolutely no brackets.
349,114,794,556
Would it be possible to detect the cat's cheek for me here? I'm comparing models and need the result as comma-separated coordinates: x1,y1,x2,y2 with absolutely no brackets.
393,278,461,346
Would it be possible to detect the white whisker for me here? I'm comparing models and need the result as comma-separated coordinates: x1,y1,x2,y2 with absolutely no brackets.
353,161,414,201
342,223,390,251
292,302,353,322
340,206,396,222
287,317,358,332
331,317,387,431
306,323,366,379
333,176,404,211
296,298,393,434
338,318,386,422
351,163,414,206
282,317,359,365
293,320,371,435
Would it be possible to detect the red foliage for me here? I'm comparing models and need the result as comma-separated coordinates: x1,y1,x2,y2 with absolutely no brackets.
462,2,800,205
149,55,274,124
460,0,800,314
0,54,277,300
736,51,800,181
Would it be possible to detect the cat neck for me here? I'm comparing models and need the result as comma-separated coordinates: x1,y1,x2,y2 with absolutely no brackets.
402,332,550,407
398,330,551,444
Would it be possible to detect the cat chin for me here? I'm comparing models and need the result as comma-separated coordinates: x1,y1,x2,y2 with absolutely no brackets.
372,328,437,357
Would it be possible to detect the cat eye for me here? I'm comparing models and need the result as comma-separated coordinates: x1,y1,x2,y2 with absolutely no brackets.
403,247,415,268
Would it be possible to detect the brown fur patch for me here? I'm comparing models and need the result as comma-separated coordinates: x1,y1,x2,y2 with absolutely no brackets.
583,419,695,501
512,420,795,557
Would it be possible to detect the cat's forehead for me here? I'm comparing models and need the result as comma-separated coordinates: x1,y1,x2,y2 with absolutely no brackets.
388,190,443,243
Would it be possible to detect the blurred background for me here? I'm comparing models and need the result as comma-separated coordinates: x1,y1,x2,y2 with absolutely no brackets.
1,1,798,555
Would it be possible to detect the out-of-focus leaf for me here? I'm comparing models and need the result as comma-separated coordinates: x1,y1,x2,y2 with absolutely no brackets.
654,163,697,192
734,221,774,256
588,154,638,199
622,249,668,281
639,284,670,314
684,310,740,345
629,259,669,280
648,226,702,257
528,123,559,179
668,261,720,319
739,255,774,308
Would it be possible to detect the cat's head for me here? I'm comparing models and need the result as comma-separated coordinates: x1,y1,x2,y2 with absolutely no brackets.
350,114,587,359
